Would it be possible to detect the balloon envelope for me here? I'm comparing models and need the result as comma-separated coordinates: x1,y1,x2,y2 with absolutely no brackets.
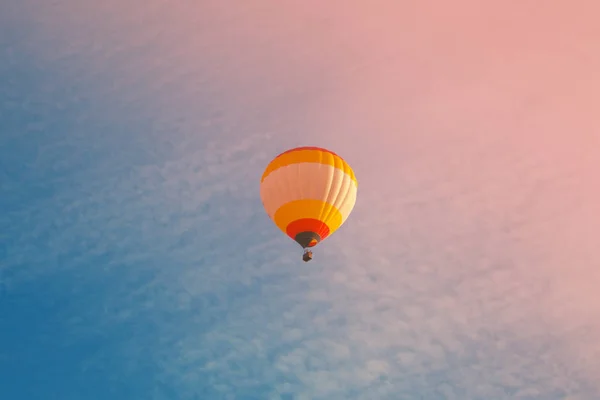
260,146,358,249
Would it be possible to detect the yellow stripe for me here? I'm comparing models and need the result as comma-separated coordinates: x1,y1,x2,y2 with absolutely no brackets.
272,199,343,235
261,149,357,185
259,162,358,219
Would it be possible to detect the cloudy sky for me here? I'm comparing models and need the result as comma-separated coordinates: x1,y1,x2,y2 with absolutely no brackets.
2,0,600,399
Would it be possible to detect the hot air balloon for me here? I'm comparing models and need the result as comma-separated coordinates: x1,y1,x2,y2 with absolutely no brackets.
260,146,358,262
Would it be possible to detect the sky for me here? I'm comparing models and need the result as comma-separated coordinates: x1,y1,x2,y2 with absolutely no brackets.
1,0,600,399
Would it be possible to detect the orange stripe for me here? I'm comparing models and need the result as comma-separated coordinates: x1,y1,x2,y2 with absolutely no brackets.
261,146,357,185
285,218,331,241
278,146,341,157
272,199,344,235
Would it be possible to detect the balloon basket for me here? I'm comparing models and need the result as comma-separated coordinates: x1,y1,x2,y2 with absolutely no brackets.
302,249,313,262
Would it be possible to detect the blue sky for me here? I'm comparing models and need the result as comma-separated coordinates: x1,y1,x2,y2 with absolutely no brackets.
2,0,600,399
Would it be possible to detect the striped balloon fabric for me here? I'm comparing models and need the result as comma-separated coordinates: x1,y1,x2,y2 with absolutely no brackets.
260,146,358,259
